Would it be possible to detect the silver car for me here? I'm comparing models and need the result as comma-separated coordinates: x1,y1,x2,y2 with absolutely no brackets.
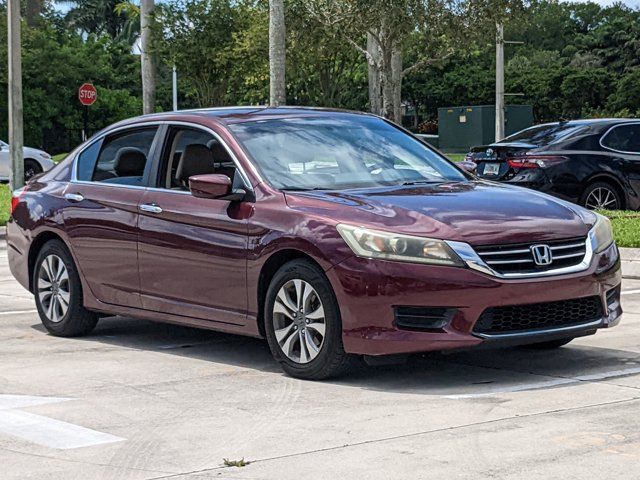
0,140,55,182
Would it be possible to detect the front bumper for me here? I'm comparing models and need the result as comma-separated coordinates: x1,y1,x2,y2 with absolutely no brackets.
326,248,622,356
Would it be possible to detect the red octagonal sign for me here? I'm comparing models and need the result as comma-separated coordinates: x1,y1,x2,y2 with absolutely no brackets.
78,83,97,106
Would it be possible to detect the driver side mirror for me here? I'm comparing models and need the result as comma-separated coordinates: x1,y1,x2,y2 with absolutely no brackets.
189,174,246,201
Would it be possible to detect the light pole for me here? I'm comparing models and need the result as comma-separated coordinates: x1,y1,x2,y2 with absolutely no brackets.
8,0,24,190
495,23,505,142
172,64,178,111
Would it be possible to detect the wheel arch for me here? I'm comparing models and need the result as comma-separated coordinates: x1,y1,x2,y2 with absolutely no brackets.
27,231,66,292
581,173,627,210
256,249,326,337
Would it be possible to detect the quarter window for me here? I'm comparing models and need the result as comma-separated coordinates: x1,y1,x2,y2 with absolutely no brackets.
601,124,640,153
76,127,158,184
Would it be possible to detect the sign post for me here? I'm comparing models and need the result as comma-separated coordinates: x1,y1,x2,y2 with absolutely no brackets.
78,83,97,142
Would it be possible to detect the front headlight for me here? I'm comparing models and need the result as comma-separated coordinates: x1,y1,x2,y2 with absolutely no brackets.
336,224,464,266
589,213,614,253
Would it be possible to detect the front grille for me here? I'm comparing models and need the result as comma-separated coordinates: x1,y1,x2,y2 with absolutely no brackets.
474,296,603,335
475,237,587,275
394,306,457,331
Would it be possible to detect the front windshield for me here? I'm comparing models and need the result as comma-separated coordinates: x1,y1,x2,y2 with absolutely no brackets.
501,123,583,146
229,115,466,190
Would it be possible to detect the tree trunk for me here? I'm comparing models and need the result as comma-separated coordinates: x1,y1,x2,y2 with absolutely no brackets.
367,32,381,115
140,0,156,114
391,43,402,124
269,0,286,106
380,41,394,121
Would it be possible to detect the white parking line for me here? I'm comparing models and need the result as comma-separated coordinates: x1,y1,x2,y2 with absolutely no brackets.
0,309,38,316
0,394,124,449
622,289,640,296
446,366,640,399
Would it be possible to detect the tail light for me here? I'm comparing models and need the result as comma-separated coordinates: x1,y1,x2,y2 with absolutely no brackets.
10,187,26,216
507,155,568,169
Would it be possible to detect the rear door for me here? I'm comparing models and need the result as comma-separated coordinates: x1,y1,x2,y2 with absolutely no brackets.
62,125,162,308
137,125,251,325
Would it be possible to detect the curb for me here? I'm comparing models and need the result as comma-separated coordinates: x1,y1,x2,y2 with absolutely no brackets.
620,248,640,280
0,226,5,242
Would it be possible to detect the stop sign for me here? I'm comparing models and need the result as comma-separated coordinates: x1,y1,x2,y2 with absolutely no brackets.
78,83,97,106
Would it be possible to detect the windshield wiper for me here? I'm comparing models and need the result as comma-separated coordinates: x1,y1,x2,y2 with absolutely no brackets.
400,180,440,186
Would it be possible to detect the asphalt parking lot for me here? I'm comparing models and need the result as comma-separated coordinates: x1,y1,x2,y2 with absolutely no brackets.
1,241,640,479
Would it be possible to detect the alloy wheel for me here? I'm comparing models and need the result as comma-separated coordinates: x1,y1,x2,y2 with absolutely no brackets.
272,279,326,364
37,254,70,323
584,186,618,210
24,166,37,181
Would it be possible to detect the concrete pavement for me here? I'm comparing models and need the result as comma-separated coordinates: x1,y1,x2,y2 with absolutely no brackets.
1,242,640,479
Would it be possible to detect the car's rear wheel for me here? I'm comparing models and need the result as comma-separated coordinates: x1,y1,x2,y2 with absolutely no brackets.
33,240,98,337
24,159,42,182
580,182,621,210
522,338,574,349
264,259,352,380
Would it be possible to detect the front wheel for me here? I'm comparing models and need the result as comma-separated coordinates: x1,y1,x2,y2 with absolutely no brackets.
33,240,98,337
264,259,352,380
24,159,42,182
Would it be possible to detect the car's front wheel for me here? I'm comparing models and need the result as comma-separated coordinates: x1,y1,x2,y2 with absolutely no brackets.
264,259,352,380
33,240,98,337
24,159,42,182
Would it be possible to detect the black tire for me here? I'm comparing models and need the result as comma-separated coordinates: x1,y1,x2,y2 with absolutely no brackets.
24,159,42,182
522,338,574,349
33,239,98,337
264,259,352,380
579,181,622,210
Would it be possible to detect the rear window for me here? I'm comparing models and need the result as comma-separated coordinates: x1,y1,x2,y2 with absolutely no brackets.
500,124,584,146
601,124,640,153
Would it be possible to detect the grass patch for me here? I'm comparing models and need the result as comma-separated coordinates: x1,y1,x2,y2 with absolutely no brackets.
52,153,68,164
0,184,9,227
446,153,466,162
223,458,250,468
600,210,640,248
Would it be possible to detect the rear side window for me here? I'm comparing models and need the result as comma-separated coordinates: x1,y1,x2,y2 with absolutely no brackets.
501,124,583,146
76,127,158,185
601,124,640,153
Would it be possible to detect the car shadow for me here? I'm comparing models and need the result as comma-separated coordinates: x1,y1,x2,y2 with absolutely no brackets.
31,315,640,397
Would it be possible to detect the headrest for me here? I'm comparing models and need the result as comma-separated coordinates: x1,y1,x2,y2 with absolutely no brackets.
175,144,215,183
114,148,147,177
207,139,231,163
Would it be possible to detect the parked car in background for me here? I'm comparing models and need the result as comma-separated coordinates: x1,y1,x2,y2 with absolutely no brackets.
7,108,622,380
0,140,55,183
467,119,640,211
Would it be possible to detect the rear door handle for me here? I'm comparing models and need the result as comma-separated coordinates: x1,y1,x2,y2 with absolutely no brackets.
139,203,163,214
64,193,84,203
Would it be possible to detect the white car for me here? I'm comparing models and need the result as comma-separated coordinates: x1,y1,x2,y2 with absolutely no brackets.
0,140,55,183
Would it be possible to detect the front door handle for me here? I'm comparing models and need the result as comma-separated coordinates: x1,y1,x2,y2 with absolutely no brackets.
139,203,163,214
64,193,84,203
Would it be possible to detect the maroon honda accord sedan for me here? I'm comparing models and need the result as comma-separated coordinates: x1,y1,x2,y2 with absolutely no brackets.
7,107,622,379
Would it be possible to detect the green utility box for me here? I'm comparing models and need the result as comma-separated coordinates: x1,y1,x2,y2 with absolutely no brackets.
438,105,533,152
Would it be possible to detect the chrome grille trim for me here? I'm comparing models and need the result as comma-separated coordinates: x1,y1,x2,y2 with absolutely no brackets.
446,233,595,280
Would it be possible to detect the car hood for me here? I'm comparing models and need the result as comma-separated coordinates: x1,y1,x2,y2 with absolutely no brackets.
284,181,593,246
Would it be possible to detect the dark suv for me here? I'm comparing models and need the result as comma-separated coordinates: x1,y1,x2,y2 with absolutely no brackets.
468,119,640,210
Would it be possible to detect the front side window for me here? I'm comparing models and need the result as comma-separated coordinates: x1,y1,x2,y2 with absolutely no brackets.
76,127,158,185
228,116,466,190
601,124,640,153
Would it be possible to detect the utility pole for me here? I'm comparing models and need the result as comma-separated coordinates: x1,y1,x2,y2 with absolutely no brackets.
8,0,24,190
268,0,286,106
495,22,505,142
172,65,178,111
140,0,156,114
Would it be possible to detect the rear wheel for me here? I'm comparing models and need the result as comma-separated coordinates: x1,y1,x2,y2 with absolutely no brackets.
523,338,574,349
580,181,621,210
33,240,98,337
264,259,352,380
24,159,42,182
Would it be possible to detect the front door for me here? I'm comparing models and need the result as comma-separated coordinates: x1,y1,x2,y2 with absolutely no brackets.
62,126,160,308
137,125,250,325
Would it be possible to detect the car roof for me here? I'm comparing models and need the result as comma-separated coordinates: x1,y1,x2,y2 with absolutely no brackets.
117,106,374,127
531,118,640,129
